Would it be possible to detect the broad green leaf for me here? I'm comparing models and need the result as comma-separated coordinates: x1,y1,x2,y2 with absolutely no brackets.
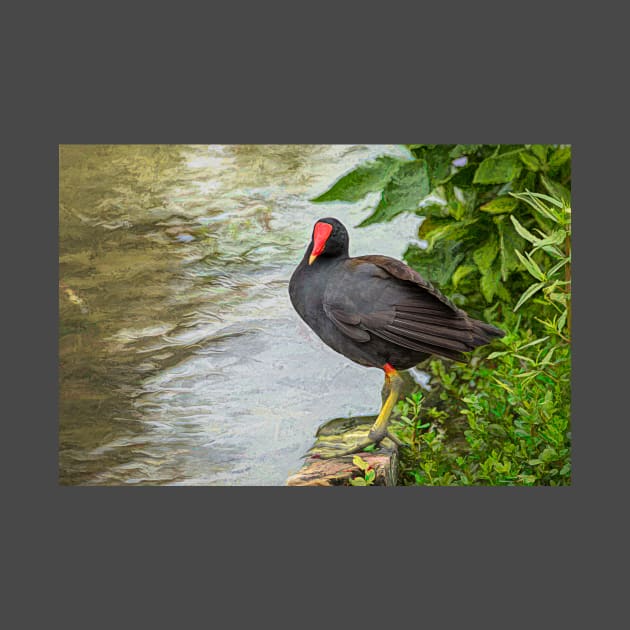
352,455,370,471
427,153,454,187
411,145,456,186
358,160,431,227
404,241,465,286
548,145,571,169
480,262,502,302
514,281,546,311
479,196,519,215
452,264,477,288
473,154,522,184
365,469,376,484
530,145,549,163
450,144,482,158
418,217,477,250
312,156,401,202
519,151,541,172
473,233,499,275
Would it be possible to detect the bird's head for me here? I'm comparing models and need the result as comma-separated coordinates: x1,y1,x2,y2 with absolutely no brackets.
308,217,349,265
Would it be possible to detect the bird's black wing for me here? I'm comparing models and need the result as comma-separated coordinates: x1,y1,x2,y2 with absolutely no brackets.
323,256,503,361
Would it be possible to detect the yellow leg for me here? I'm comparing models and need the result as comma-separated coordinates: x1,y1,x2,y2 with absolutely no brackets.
316,364,405,459
368,368,403,443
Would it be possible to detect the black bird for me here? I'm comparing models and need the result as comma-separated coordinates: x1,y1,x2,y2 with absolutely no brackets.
289,217,504,456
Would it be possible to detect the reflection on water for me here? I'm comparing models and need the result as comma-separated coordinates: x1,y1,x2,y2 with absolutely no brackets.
59,144,421,485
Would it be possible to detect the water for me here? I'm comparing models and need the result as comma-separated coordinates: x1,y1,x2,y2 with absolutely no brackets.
59,144,423,485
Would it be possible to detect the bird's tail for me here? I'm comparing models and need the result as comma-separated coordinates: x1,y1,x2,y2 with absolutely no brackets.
470,319,505,346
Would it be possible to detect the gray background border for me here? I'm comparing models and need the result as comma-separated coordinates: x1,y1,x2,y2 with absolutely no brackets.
6,3,622,627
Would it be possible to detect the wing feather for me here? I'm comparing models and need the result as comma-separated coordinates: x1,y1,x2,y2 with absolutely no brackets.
322,255,503,360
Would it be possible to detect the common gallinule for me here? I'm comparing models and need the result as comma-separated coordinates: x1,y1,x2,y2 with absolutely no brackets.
289,217,504,457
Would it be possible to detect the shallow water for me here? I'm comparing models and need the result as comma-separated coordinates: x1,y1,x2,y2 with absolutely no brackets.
59,144,424,485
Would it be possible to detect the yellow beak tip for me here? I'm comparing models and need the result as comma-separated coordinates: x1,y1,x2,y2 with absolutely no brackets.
308,254,317,265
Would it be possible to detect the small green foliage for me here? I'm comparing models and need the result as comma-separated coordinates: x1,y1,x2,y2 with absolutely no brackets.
349,455,376,486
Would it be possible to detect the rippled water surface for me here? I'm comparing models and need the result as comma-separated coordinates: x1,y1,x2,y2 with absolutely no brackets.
59,144,423,485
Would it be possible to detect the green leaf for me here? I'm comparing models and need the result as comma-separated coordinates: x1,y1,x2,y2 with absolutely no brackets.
413,145,456,187
557,310,568,331
365,469,376,484
530,145,549,163
479,196,519,215
404,241,465,287
480,262,502,302
519,474,538,484
358,160,431,226
473,154,522,184
452,264,477,288
548,145,571,169
450,144,482,158
349,477,367,486
540,447,558,462
541,347,556,365
417,202,449,218
417,216,453,241
517,336,549,351
312,156,401,202
547,257,569,277
514,281,546,311
510,215,540,245
514,249,545,281
519,151,541,172
495,217,526,280
352,455,370,471
473,233,499,275
540,175,571,206
418,216,478,252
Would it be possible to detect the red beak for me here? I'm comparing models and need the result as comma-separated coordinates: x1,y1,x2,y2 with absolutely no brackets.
309,222,333,265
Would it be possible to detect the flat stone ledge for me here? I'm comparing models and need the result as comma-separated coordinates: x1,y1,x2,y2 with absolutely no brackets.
286,416,398,486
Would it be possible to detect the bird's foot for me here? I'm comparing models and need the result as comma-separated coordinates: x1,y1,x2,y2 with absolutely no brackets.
310,430,404,460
